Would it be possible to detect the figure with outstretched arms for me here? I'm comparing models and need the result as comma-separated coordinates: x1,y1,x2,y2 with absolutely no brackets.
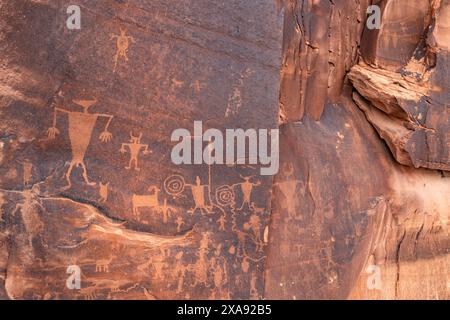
47,99,113,188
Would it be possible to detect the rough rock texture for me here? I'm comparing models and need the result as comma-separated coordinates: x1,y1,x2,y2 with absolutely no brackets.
268,0,449,300
0,0,282,300
0,0,449,300
349,0,450,171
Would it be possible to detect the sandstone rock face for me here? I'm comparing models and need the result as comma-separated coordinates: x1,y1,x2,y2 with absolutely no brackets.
349,0,450,172
0,0,449,300
0,0,282,300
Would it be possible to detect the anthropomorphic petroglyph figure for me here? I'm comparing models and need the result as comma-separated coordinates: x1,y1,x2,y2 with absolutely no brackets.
21,160,33,186
217,214,227,231
12,189,45,248
186,176,213,215
132,186,161,219
173,252,187,294
274,163,304,220
244,214,264,252
211,244,228,298
190,232,211,287
96,257,113,273
111,28,135,73
176,216,184,233
275,179,302,219
119,132,150,171
225,69,253,118
232,175,261,210
159,199,175,224
47,99,113,189
98,182,109,203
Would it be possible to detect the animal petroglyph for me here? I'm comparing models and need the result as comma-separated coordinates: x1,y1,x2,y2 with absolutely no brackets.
95,257,113,273
98,182,109,203
132,186,161,219
47,99,113,189
119,132,150,171
111,28,135,73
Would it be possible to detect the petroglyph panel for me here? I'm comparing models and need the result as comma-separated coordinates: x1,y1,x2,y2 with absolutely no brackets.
0,0,282,299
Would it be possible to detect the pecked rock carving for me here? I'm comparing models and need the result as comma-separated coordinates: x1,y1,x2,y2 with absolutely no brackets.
0,0,448,300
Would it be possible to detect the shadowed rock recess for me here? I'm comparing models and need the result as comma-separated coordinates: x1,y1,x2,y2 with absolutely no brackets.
0,0,448,300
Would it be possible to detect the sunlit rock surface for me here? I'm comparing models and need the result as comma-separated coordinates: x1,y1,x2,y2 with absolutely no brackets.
0,0,448,300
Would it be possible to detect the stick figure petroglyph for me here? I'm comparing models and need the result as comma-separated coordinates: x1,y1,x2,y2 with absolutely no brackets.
119,132,150,171
111,28,135,73
47,99,113,189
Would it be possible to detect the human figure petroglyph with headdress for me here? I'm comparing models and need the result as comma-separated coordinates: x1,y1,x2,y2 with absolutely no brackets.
111,28,135,73
47,99,113,189
232,175,261,210
119,132,150,171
